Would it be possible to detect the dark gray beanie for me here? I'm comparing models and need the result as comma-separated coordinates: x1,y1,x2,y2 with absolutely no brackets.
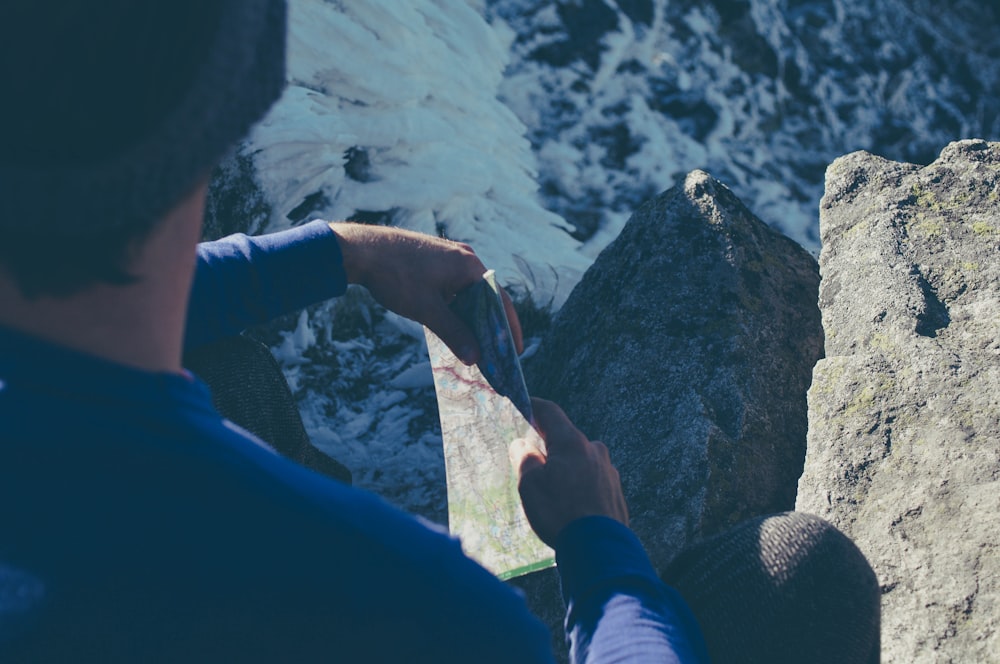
0,0,286,238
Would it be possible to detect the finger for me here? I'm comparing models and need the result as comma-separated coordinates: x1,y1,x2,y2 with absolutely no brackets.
424,299,481,365
509,437,545,477
530,398,587,454
498,287,524,354
445,243,488,292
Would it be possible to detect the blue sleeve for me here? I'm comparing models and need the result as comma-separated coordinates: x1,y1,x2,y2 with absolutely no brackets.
185,221,348,349
556,516,710,664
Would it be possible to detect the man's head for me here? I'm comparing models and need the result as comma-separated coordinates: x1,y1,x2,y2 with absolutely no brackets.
0,0,286,297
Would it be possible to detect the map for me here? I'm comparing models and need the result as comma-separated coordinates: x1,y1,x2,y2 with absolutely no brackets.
425,271,554,580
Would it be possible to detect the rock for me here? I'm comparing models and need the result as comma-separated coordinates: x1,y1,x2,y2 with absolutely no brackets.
796,140,1000,662
203,148,272,241
527,169,822,563
513,170,823,659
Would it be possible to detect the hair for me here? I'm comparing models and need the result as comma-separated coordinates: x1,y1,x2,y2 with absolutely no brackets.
0,2,225,297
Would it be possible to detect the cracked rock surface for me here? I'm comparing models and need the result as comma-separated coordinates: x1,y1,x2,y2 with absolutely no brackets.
796,140,1000,662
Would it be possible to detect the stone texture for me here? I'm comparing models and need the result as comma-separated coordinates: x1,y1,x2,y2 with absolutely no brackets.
796,140,1000,662
512,170,823,659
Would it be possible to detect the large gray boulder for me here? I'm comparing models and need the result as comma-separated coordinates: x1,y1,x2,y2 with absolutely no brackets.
797,140,1000,662
526,169,823,564
512,170,823,658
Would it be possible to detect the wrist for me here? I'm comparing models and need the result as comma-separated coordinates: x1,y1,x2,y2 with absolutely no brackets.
327,222,371,286
555,516,657,604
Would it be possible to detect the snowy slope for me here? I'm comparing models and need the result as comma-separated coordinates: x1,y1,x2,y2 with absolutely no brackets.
247,0,588,305
488,0,1000,251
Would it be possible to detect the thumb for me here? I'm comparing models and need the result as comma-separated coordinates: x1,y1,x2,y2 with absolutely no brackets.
424,299,481,365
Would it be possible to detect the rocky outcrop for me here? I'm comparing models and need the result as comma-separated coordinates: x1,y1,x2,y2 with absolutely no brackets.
526,169,823,564
796,140,1000,662
512,170,823,658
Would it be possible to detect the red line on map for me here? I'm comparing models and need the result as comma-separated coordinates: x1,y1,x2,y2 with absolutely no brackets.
434,365,491,390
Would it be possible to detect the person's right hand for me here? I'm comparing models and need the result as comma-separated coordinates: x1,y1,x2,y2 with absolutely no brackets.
510,398,629,549
328,222,522,366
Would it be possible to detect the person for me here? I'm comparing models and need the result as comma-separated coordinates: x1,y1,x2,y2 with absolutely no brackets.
0,1,712,661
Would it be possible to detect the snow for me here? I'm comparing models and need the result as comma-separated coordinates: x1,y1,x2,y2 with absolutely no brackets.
389,362,435,390
272,310,316,365
248,0,589,307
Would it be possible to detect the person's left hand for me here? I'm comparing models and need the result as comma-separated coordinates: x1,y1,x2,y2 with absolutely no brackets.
328,222,523,365
510,398,629,549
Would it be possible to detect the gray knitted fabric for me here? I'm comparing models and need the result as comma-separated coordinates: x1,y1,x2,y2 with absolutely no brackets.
663,511,881,663
184,335,352,484
0,0,286,237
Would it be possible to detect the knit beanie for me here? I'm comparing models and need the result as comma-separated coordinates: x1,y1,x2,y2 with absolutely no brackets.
0,0,286,238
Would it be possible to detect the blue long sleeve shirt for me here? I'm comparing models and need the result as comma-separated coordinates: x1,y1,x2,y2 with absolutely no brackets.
0,221,707,662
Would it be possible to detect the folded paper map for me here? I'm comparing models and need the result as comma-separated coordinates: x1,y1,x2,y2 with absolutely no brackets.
425,271,554,579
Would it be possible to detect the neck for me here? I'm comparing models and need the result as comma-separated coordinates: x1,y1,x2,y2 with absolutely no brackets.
0,185,207,374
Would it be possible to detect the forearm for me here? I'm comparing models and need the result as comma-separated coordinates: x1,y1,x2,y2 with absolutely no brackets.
556,517,709,664
185,221,348,350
